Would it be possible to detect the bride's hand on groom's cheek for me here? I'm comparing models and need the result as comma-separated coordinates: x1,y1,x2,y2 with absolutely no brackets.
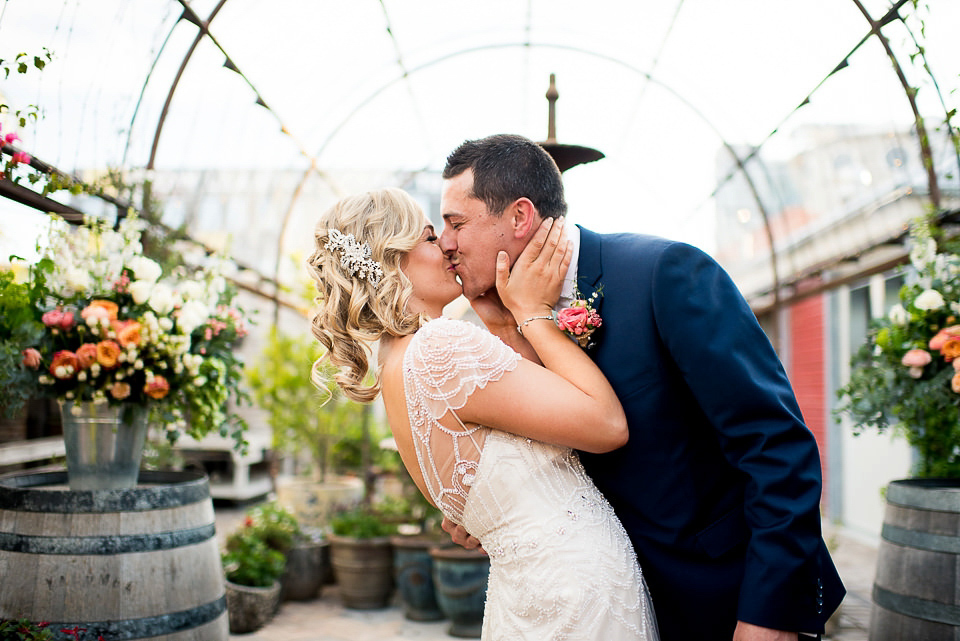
441,516,486,553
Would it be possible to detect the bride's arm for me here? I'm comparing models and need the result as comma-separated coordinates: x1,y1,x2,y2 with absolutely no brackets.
454,218,627,454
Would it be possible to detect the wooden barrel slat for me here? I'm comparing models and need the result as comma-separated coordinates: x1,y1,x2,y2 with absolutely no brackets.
870,479,960,641
0,470,228,641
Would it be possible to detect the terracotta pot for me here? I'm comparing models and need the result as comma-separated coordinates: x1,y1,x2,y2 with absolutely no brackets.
329,535,394,609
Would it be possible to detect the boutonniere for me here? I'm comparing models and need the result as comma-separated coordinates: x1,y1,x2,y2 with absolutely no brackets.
557,285,603,348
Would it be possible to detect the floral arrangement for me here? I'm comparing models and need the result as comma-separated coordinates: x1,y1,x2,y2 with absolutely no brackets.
1,213,250,449
556,286,603,348
836,217,960,477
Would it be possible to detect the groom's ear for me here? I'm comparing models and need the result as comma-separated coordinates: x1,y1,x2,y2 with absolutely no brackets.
509,198,539,240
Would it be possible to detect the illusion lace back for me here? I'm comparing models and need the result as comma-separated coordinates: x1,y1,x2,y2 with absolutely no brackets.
403,318,659,640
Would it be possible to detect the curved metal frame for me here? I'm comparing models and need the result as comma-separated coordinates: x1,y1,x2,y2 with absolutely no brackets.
122,1,959,334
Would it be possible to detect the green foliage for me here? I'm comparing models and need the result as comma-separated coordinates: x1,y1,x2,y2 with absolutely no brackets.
247,328,365,481
330,504,399,539
222,526,287,588
245,501,303,552
836,217,960,477
0,261,49,418
0,618,54,641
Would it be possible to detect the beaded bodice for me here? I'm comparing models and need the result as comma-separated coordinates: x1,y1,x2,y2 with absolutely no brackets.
402,318,659,640
402,317,520,525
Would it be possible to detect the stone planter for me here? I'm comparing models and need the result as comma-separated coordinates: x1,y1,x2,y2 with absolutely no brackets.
329,535,394,609
391,534,447,621
225,579,281,634
430,546,490,638
274,476,364,530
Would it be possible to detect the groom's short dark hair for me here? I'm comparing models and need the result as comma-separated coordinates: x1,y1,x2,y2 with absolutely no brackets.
443,134,567,220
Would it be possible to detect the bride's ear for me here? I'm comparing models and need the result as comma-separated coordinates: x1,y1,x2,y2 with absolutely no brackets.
509,198,539,240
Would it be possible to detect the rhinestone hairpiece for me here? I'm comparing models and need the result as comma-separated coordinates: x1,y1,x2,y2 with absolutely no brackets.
324,229,384,286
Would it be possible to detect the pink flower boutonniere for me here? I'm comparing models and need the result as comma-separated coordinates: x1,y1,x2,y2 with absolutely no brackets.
556,286,603,348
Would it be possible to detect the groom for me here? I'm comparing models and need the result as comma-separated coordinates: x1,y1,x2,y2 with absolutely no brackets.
437,134,844,641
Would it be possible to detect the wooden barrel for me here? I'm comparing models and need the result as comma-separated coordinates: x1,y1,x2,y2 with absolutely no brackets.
870,478,960,641
0,470,228,640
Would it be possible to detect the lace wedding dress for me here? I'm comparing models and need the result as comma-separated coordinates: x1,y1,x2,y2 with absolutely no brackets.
403,317,659,640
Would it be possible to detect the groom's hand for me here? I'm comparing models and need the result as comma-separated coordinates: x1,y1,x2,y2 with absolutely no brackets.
733,621,798,641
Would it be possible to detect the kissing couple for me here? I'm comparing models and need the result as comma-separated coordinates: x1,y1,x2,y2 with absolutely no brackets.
307,133,844,641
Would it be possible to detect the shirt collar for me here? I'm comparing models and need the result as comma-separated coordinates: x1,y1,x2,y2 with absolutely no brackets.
558,223,580,308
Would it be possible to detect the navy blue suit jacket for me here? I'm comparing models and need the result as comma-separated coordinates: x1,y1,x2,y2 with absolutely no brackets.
574,227,844,640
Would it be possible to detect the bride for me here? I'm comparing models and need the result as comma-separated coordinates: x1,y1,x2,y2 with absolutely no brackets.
307,187,659,640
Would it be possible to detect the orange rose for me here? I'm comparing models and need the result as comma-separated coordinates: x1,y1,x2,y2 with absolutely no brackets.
113,320,142,348
110,382,132,400
49,350,79,379
81,299,119,321
943,337,960,362
96,340,122,369
75,343,98,369
144,375,170,400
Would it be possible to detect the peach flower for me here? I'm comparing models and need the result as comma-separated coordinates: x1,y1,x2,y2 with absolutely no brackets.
95,340,122,369
21,348,41,369
113,320,142,348
952,372,960,394
110,382,132,400
75,343,98,369
929,325,960,351
81,299,119,322
902,348,932,379
144,375,170,400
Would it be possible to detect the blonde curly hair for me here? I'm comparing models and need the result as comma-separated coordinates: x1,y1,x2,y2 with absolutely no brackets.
307,188,426,402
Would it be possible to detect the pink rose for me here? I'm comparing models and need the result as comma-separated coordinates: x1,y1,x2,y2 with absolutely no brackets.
42,309,66,328
11,151,31,165
556,306,590,335
21,348,42,369
901,349,932,368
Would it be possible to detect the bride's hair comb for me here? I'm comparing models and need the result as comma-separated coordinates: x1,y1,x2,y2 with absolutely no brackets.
324,228,384,286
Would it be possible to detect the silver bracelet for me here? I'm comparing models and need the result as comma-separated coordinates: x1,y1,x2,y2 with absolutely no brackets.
516,314,554,336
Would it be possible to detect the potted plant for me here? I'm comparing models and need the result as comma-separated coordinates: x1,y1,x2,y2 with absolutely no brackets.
836,215,960,638
247,330,366,528
328,502,399,609
0,213,250,489
387,492,448,622
221,517,286,634
245,500,328,602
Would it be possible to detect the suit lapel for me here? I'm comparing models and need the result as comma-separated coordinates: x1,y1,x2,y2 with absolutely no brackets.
576,225,604,308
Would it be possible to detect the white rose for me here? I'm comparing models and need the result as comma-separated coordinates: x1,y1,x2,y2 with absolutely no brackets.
177,300,210,335
914,289,946,311
129,280,154,304
179,280,205,301
888,303,908,326
128,256,162,283
148,283,175,314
